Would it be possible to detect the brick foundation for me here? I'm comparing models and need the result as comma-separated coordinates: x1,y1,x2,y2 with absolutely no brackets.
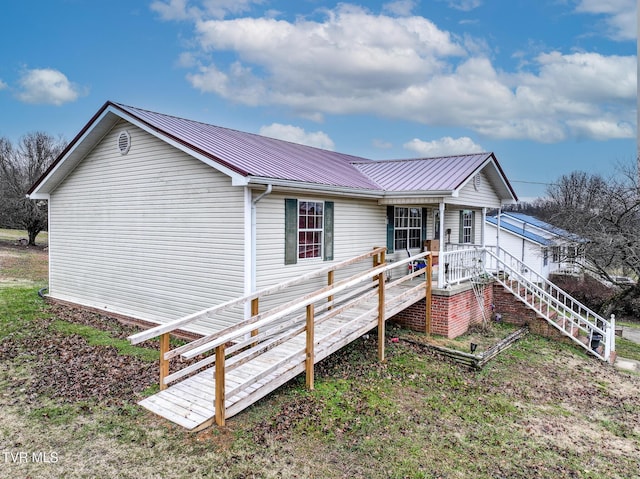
391,282,494,339
491,284,568,341
391,281,574,342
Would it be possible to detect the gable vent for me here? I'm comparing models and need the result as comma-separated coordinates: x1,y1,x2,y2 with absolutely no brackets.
473,173,481,191
117,130,131,155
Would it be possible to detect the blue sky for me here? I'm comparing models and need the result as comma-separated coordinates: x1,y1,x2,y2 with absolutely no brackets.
0,0,636,199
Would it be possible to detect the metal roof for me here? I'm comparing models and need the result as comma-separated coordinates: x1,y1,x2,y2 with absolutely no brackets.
502,212,587,242
352,153,492,192
487,213,587,244
115,103,381,190
29,101,519,202
486,216,551,245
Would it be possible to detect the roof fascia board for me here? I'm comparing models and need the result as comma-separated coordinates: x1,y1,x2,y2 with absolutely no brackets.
114,108,249,186
457,155,517,202
378,196,449,206
28,107,119,197
488,154,518,201
246,177,383,199
454,155,491,193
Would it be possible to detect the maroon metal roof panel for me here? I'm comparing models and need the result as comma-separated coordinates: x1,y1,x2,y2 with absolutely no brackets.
114,103,381,190
353,153,492,192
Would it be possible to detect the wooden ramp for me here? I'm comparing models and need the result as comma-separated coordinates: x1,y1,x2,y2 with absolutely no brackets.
129,248,433,431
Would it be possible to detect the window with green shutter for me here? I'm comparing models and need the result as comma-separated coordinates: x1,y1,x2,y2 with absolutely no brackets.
285,199,333,264
459,210,475,244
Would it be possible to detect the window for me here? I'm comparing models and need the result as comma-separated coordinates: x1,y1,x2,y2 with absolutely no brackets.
433,210,440,242
285,199,334,264
543,248,548,266
460,210,474,244
394,207,422,250
298,201,324,259
552,246,560,262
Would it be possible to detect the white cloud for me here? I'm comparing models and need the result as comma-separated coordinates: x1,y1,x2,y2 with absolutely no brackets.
373,139,393,149
16,68,84,105
382,0,416,16
575,0,637,41
151,0,191,20
170,3,636,143
0,79,7,90
259,123,335,150
447,0,482,11
404,136,484,156
151,0,262,20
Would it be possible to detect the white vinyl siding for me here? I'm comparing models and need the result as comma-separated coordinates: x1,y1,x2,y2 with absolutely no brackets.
254,193,386,310
447,170,502,208
485,223,549,277
48,121,245,335
444,209,481,246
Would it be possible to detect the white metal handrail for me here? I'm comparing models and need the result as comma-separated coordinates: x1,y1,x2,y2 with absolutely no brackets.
483,247,614,361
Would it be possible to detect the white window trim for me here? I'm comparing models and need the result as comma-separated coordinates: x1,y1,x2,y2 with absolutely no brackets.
297,199,325,261
394,207,422,250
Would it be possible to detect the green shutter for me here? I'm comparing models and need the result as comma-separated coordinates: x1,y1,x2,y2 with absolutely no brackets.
471,211,476,244
421,208,428,244
285,199,298,265
386,206,395,253
459,210,476,244
324,201,334,261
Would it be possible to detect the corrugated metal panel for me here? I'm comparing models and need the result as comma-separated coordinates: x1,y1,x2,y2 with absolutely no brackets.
352,153,491,192
114,103,382,191
486,216,550,245
503,213,586,242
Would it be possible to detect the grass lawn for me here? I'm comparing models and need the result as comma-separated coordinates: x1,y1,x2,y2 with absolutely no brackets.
1,236,639,478
0,228,48,246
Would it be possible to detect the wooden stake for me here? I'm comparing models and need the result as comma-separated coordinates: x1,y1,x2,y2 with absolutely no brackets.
377,249,386,362
159,332,170,391
327,271,335,311
215,344,226,426
305,304,315,390
251,298,259,346
426,253,432,336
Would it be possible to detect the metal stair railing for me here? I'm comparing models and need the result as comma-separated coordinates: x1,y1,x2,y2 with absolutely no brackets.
482,247,614,362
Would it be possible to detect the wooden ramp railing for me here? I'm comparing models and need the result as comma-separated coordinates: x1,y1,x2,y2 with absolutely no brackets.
128,248,433,430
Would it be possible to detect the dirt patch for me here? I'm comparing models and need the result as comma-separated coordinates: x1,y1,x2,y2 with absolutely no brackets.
0,317,157,407
0,241,49,285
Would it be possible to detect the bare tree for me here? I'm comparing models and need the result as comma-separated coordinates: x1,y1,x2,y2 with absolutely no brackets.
0,132,66,245
536,164,640,318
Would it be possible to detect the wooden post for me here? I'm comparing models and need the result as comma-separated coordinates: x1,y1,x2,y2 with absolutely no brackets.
377,249,386,362
215,344,226,426
251,298,259,346
425,253,432,336
327,270,335,311
306,304,315,390
159,332,170,391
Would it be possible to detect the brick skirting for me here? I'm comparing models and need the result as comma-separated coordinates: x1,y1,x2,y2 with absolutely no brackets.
391,282,493,338
391,281,573,342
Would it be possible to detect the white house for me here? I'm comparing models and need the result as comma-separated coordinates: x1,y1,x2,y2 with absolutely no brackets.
28,101,517,336
486,212,587,279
